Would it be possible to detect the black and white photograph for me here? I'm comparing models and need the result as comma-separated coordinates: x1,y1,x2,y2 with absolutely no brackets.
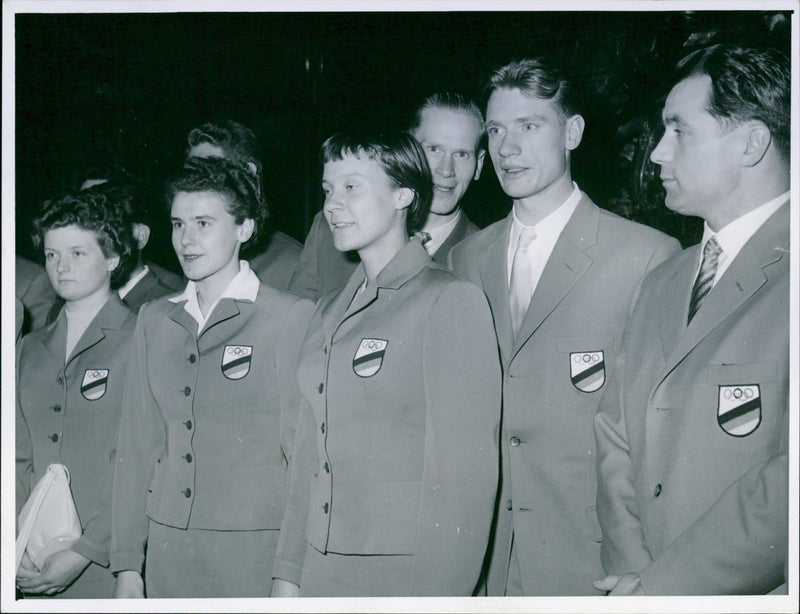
2,1,798,612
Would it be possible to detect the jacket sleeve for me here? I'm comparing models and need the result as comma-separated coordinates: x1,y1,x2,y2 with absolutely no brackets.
275,298,315,465
15,339,34,516
109,305,167,574
271,395,317,586
594,347,654,575
288,213,324,302
411,280,501,596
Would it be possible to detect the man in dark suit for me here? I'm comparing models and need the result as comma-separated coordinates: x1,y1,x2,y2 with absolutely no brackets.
288,92,486,300
449,57,680,596
594,43,790,596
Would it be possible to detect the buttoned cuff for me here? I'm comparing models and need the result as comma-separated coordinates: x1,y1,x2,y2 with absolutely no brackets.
71,535,109,567
109,550,145,575
271,556,303,586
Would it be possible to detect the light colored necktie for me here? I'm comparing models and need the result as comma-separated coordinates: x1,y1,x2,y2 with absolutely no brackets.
687,236,723,324
509,226,537,336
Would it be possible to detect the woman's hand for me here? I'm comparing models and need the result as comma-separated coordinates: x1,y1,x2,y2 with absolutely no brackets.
114,570,145,598
16,549,90,595
271,578,300,597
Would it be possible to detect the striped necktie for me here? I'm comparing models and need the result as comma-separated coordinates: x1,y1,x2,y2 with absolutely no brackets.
687,236,723,324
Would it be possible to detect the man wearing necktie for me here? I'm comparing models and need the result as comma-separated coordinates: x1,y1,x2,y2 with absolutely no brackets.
594,43,790,595
449,57,680,596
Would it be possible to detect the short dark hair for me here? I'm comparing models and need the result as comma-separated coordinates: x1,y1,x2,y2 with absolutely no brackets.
320,131,433,235
32,190,137,290
673,43,790,161
166,156,267,252
186,119,263,175
409,92,485,142
79,164,151,226
486,57,582,120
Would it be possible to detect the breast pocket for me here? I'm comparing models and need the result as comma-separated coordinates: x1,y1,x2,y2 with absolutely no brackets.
706,361,778,439
556,333,615,394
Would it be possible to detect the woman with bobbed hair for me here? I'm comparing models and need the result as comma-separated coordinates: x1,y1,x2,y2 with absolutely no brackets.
271,131,501,597
16,190,138,598
110,156,313,598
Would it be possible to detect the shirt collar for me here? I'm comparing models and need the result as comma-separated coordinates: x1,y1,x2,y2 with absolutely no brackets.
510,182,582,246
424,210,462,254
700,191,790,264
118,264,150,299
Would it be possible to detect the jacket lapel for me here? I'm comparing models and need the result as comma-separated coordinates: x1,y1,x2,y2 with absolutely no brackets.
657,249,696,362
659,202,789,384
66,295,131,366
511,197,597,360
122,269,157,309
478,216,514,362
196,298,245,352
432,213,476,265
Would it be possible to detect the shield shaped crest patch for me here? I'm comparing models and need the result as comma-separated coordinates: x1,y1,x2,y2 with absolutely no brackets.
718,385,761,437
221,345,252,380
569,351,605,393
353,338,388,378
81,369,109,400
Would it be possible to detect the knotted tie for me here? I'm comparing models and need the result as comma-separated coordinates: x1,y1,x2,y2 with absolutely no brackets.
687,236,723,324
509,226,537,336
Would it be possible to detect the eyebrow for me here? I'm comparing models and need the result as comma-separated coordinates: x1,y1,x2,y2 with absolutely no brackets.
662,113,688,128
170,214,217,221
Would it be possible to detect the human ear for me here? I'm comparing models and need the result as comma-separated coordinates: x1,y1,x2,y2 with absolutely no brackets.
741,122,771,167
238,218,255,243
132,223,151,250
565,114,585,151
473,150,486,181
394,187,414,211
106,255,120,273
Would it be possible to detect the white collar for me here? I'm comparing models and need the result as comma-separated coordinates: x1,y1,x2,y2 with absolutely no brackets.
117,264,150,299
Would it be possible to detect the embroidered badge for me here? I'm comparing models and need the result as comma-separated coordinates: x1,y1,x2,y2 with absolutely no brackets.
221,345,253,380
353,338,388,378
718,385,761,437
569,351,605,393
81,369,109,400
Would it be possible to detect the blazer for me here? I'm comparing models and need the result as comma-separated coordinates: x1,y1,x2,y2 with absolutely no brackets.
594,202,790,595
449,194,680,595
431,211,478,266
273,239,501,595
121,266,181,312
248,229,303,293
109,284,314,575
15,255,57,336
16,295,137,567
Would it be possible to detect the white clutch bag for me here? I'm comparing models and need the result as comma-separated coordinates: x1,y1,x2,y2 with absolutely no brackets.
16,463,82,573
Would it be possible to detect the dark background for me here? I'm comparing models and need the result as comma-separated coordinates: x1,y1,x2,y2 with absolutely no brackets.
14,9,792,271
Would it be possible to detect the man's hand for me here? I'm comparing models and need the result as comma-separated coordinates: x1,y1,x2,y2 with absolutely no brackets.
271,578,300,597
16,549,90,595
593,573,645,595
114,570,145,598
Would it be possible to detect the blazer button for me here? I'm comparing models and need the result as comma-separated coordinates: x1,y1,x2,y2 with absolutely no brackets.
323,462,330,473
184,420,193,430
509,436,521,447
323,346,328,355
654,483,662,497
183,488,192,498
320,422,326,434
188,353,197,364
506,499,513,511
51,404,62,412
184,453,193,463
50,433,59,442
318,383,324,394
184,386,192,396
56,375,64,385
323,502,329,513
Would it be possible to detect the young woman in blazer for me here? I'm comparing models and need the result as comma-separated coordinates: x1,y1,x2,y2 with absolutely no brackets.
271,131,501,597
16,190,138,598
110,156,313,598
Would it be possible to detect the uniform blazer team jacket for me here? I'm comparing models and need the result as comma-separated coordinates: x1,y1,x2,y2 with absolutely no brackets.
15,255,57,336
16,295,137,567
273,239,501,595
288,209,478,301
249,229,303,293
449,194,680,595
594,202,790,595
109,283,314,575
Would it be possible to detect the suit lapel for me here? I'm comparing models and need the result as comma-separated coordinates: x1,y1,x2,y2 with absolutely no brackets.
66,295,131,366
478,216,514,362
197,298,244,352
432,213,476,265
659,202,789,383
657,249,697,362
42,313,67,363
511,198,597,359
122,270,157,309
